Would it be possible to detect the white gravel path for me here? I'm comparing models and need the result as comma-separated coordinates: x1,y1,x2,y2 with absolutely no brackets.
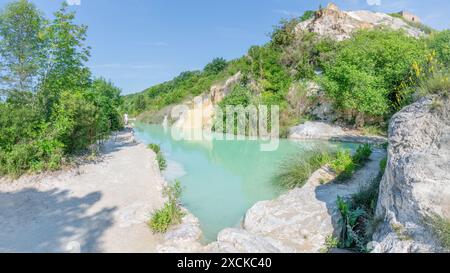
0,129,167,253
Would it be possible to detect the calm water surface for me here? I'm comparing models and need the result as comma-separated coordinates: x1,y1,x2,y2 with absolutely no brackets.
134,123,356,242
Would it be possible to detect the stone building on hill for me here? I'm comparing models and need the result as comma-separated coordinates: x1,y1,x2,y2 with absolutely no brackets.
399,11,421,23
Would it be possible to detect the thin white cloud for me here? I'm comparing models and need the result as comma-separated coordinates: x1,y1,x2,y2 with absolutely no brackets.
367,0,381,6
67,0,81,6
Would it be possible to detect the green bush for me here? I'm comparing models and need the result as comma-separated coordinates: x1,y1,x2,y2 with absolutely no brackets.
204,57,228,75
0,139,64,177
321,29,428,126
248,45,292,97
270,18,301,49
273,149,334,189
428,30,450,68
147,143,161,154
353,144,372,166
337,196,366,249
218,85,252,107
156,152,167,171
149,181,184,233
330,150,355,181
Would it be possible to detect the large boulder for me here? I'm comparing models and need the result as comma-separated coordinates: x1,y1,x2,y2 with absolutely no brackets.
289,121,387,144
242,150,386,253
372,96,450,253
289,121,345,140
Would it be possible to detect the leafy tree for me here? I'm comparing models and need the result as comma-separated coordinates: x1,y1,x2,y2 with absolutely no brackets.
133,93,147,113
204,57,227,75
0,0,46,95
280,31,337,79
50,90,97,153
0,1,123,177
39,2,91,119
270,18,300,49
88,78,123,133
248,45,291,98
321,29,427,126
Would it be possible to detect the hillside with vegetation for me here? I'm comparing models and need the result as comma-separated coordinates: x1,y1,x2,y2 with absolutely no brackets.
124,4,449,138
0,1,124,177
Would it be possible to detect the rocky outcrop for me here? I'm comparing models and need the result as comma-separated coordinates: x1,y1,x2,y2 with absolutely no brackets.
372,96,450,253
296,3,424,41
289,121,387,145
210,72,242,104
172,72,242,131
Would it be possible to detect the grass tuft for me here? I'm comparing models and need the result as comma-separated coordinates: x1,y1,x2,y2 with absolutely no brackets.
149,181,185,233
147,143,161,154
147,143,167,171
274,144,373,189
273,149,334,189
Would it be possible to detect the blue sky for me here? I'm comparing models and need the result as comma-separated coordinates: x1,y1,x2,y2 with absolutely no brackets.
1,0,449,94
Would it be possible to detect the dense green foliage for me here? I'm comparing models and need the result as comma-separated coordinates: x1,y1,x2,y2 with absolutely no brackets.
428,30,450,68
204,57,228,75
0,1,123,177
149,181,184,233
330,150,355,181
121,60,242,118
331,144,372,181
321,30,428,126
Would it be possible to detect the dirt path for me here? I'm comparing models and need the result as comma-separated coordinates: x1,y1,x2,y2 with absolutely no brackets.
0,129,166,253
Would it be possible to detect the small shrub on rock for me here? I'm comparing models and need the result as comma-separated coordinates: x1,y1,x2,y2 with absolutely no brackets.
149,181,184,233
